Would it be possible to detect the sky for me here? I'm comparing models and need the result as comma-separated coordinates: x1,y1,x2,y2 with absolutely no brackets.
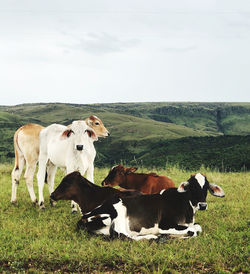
0,0,250,105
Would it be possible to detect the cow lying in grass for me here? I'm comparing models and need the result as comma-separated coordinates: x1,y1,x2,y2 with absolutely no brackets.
101,164,175,194
79,173,225,240
50,171,141,215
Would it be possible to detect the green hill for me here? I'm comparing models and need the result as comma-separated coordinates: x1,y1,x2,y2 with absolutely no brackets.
0,102,250,170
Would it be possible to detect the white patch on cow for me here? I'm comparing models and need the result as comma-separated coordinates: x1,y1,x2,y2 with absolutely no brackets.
195,173,205,188
89,213,110,222
182,223,201,233
131,234,158,241
160,189,165,195
95,224,111,235
99,214,111,226
189,200,199,214
139,223,159,235
113,201,130,236
87,214,112,235
159,225,199,238
193,223,202,233
128,223,160,237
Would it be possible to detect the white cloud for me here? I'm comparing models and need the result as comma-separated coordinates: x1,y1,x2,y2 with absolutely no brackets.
63,32,140,55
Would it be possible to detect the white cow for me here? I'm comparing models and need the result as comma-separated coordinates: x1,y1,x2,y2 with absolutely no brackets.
11,115,109,205
37,120,97,211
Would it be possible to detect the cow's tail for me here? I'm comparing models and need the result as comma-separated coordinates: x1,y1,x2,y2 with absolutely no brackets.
13,129,21,170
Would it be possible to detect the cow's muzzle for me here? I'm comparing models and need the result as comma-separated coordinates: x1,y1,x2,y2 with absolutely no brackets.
198,202,208,210
50,193,57,201
76,145,84,151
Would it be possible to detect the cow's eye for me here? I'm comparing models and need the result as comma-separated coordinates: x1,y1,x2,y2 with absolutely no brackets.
95,122,100,125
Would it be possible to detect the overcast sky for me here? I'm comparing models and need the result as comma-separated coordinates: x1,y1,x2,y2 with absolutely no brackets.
0,0,250,105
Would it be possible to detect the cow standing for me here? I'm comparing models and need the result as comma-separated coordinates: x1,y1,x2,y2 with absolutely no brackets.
37,120,97,211
11,116,109,206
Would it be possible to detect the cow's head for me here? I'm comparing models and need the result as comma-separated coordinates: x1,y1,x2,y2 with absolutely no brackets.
50,171,83,202
86,115,110,138
101,165,137,187
61,120,97,151
177,173,225,211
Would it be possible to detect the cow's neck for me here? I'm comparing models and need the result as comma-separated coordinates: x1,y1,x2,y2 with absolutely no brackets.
76,183,115,215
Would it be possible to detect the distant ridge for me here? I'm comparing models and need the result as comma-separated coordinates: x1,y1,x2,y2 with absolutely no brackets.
0,102,250,170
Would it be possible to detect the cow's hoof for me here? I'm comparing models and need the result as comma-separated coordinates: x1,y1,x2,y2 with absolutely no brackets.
187,230,195,237
32,199,38,206
77,219,87,230
194,223,202,233
155,235,170,243
11,200,17,206
39,202,45,210
50,198,57,207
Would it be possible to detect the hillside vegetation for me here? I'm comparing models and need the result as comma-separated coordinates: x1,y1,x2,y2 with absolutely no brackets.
0,102,250,170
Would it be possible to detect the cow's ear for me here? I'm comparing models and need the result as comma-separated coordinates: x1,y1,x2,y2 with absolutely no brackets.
209,184,225,197
177,181,189,192
124,167,137,174
62,129,74,138
127,167,137,173
86,118,93,126
85,129,98,141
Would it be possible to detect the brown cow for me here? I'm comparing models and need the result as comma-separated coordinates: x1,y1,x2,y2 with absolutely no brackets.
101,165,175,194
11,115,109,205
50,171,142,215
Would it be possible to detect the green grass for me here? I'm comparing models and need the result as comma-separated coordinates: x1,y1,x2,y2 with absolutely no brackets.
0,163,249,272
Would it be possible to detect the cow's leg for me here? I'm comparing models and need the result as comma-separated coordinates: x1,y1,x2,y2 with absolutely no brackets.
191,223,202,234
66,163,83,213
46,162,57,207
159,224,201,238
89,216,111,235
71,200,79,213
11,155,25,204
24,162,37,205
66,166,80,213
86,163,94,183
37,155,48,209
131,234,158,241
110,222,158,241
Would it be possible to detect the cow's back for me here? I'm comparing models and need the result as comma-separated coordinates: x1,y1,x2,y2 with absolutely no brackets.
16,123,44,161
143,175,175,194
40,124,68,165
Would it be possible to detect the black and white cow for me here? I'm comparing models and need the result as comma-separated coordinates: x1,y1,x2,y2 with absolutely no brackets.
78,173,225,240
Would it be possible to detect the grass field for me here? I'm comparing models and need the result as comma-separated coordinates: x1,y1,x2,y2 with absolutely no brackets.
0,163,249,273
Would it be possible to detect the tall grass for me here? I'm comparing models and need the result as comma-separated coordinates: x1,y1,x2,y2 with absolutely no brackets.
0,163,249,272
